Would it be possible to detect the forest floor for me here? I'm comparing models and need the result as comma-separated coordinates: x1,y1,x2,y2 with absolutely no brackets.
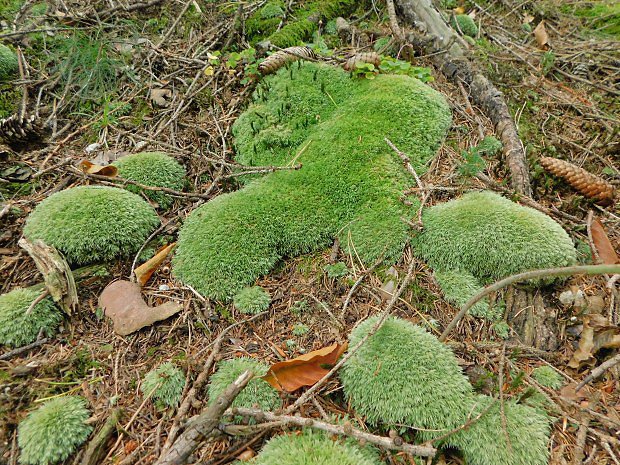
0,0,619,464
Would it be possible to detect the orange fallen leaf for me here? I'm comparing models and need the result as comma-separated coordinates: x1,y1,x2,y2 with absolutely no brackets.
134,243,176,287
533,21,549,50
78,159,118,177
262,342,348,392
99,280,182,336
591,218,619,265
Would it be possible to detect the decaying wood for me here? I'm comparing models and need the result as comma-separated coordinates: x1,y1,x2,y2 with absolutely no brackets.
156,370,253,465
18,238,78,315
80,408,124,465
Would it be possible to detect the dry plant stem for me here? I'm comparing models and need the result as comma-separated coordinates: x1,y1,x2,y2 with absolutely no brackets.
576,352,620,392
225,408,436,458
285,259,418,414
497,343,512,453
340,254,384,318
0,337,49,361
130,220,173,279
572,416,590,465
156,371,254,465
219,163,302,179
386,0,405,41
439,264,620,342
162,311,268,451
80,408,124,465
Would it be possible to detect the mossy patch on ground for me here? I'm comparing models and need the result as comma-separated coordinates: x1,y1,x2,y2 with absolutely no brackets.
173,62,451,300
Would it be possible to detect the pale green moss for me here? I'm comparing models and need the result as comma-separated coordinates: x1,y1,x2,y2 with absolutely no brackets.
18,396,92,465
112,152,186,209
452,14,478,37
532,365,563,389
24,186,160,264
141,362,185,407
0,43,18,81
0,288,62,348
434,270,500,320
173,62,451,300
249,430,382,465
233,286,271,314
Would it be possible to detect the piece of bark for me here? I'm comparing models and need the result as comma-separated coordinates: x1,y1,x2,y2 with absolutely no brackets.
80,408,123,465
18,238,77,315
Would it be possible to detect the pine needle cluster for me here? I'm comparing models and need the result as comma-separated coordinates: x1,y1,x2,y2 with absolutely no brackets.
24,186,160,264
173,62,452,299
113,151,186,209
233,286,271,314
141,362,186,407
0,288,62,348
18,396,92,465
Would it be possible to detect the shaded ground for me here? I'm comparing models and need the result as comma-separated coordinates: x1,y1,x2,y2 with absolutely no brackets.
0,0,618,464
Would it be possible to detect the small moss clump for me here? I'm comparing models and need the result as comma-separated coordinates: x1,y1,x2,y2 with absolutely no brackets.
324,262,349,278
434,270,502,320
173,62,451,299
452,14,478,37
233,286,271,314
18,396,92,465
0,288,62,348
248,430,382,465
532,365,563,389
447,395,550,465
24,186,160,264
112,152,186,209
340,316,473,428
0,43,18,81
208,358,281,414
141,362,186,407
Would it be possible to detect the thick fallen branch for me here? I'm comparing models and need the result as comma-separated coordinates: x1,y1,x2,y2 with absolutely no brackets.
224,407,437,458
439,264,620,341
156,371,253,465
395,0,532,196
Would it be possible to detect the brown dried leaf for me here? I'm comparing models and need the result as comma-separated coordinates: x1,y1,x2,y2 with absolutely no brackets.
150,88,172,107
533,21,549,49
591,218,620,265
78,160,118,177
134,243,176,287
262,342,348,392
236,449,256,461
99,280,182,336
568,313,620,369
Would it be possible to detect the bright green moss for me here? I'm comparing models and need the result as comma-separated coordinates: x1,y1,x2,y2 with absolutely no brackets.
246,1,285,39
476,136,502,156
434,270,500,320
340,316,473,428
324,262,349,278
18,396,92,465
447,395,550,465
112,151,186,209
249,430,382,465
452,14,478,37
0,288,62,348
0,43,18,81
531,365,563,389
233,286,271,314
24,186,160,265
173,63,451,299
413,191,577,284
208,358,281,415
141,362,185,407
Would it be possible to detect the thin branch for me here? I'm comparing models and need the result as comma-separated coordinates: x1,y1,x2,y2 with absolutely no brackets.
576,352,620,392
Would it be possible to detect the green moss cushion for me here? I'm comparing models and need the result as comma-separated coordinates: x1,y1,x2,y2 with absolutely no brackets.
452,14,478,37
173,62,452,299
112,151,185,209
208,358,281,415
249,430,382,465
340,316,472,429
447,395,550,465
0,43,18,81
18,396,92,465
141,362,186,407
24,186,160,264
0,288,62,347
433,270,499,320
414,191,577,283
233,286,271,314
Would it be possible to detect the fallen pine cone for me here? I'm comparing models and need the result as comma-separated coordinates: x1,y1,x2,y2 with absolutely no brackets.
258,46,317,75
540,156,615,206
0,114,45,147
343,52,381,71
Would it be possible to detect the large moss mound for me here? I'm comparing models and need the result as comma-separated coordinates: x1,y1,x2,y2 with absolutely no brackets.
24,186,160,264
173,62,452,299
112,151,186,209
248,430,381,465
0,43,18,81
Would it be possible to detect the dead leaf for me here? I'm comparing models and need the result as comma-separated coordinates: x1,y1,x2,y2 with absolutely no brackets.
78,160,118,177
150,88,172,107
99,280,182,336
262,342,348,392
134,243,176,287
591,218,620,264
523,13,535,24
568,313,620,369
236,449,256,461
533,21,549,49
378,266,398,301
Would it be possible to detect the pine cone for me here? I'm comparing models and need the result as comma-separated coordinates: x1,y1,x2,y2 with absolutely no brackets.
343,52,381,71
0,114,45,146
540,156,615,206
258,46,317,75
